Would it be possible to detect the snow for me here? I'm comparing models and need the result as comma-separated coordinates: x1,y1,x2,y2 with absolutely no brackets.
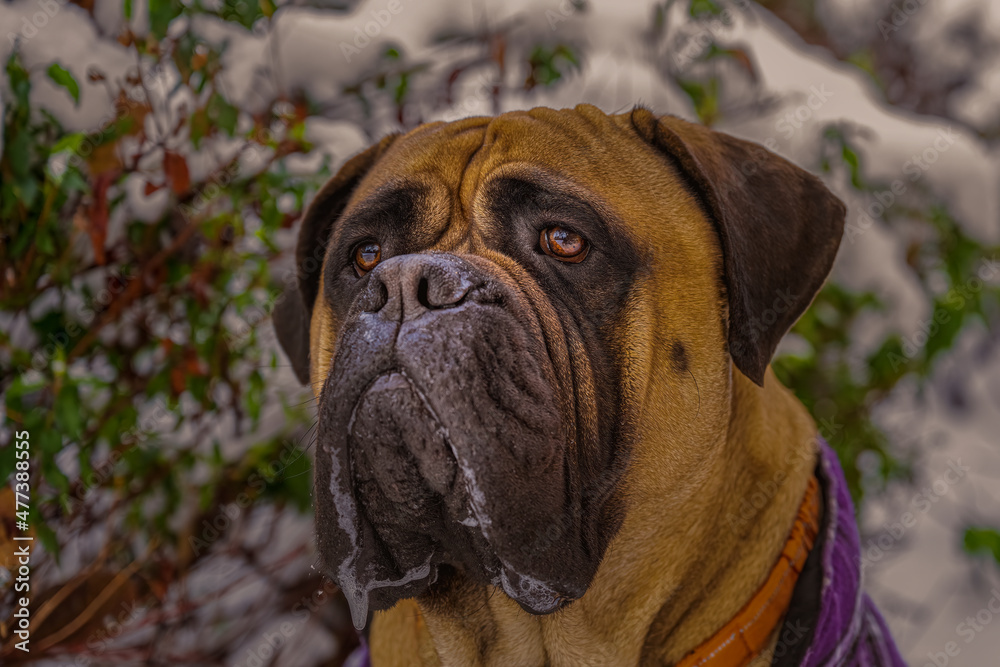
3,0,998,661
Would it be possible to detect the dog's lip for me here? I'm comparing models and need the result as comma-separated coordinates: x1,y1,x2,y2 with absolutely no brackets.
333,368,581,620
338,552,438,630
495,566,582,615
347,366,500,532
326,367,480,628
348,367,460,493
345,368,421,438
316,302,588,627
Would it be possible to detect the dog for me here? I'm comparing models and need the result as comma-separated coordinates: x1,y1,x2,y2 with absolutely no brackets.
274,105,905,666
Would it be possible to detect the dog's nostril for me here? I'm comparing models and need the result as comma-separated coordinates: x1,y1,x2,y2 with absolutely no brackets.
416,276,431,310
417,275,469,310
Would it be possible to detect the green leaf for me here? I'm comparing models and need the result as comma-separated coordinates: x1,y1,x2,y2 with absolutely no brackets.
841,144,863,190
220,0,266,29
47,63,80,105
6,51,32,108
148,0,184,39
208,94,239,136
55,383,85,440
245,369,265,422
394,71,410,106
677,77,719,126
922,301,966,366
124,0,133,20
6,131,33,179
52,132,85,154
867,336,909,389
38,429,62,457
964,527,1000,564
35,223,56,254
189,108,210,148
0,451,13,485
689,0,723,17
846,49,879,82
525,45,580,89
35,518,61,563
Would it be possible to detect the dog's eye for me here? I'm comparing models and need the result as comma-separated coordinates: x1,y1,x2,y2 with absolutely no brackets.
354,242,382,276
540,226,589,263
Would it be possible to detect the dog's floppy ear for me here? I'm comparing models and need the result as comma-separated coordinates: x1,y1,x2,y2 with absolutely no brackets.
630,108,845,386
273,134,399,384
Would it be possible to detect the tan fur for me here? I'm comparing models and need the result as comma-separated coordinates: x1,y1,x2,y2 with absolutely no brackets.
308,106,822,665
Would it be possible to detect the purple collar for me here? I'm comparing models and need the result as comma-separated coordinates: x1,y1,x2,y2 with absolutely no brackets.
344,438,906,666
344,637,370,667
772,438,906,667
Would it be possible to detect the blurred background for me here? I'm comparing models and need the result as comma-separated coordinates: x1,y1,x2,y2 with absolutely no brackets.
0,0,998,664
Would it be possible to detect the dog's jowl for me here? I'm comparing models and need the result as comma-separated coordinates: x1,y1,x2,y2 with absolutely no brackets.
275,105,905,666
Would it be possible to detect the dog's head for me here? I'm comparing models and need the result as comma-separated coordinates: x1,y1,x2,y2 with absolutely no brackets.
274,105,844,628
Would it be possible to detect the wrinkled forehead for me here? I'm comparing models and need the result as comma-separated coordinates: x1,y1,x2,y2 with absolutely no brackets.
339,105,702,247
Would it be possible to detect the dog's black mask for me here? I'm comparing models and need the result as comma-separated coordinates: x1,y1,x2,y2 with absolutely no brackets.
276,164,636,629
319,250,596,627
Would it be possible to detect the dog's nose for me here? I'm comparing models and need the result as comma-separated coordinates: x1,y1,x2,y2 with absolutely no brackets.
358,254,477,320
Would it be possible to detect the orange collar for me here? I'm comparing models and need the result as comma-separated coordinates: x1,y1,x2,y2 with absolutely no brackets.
677,476,822,667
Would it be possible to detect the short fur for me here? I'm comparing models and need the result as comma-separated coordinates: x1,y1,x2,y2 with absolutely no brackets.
274,105,845,666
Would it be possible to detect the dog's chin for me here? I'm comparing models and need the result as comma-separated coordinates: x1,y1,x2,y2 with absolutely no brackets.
313,306,595,628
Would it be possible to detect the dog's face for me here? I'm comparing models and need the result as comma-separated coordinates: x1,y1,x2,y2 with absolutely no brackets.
275,105,845,628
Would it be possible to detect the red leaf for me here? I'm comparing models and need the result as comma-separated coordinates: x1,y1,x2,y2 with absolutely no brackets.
144,181,164,196
114,91,151,139
163,151,191,195
85,172,115,265
86,141,123,175
170,366,186,396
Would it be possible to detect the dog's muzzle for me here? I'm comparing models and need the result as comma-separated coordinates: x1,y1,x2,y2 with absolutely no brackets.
314,253,584,628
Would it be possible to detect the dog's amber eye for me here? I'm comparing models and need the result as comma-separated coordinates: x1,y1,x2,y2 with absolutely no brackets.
540,226,589,263
354,242,381,276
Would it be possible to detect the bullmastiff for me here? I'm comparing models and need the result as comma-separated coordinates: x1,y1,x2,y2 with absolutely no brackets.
274,105,905,666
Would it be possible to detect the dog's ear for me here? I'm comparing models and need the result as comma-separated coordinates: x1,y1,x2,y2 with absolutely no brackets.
274,134,399,384
630,109,845,386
